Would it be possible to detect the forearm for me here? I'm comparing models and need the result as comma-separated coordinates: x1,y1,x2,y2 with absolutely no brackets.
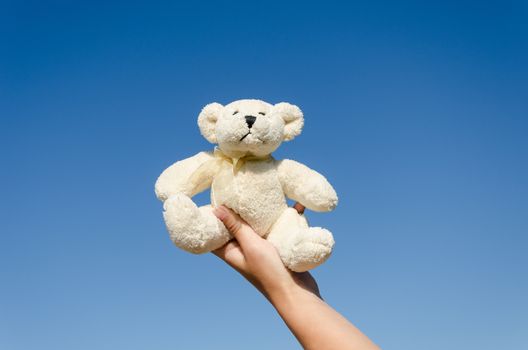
268,284,379,350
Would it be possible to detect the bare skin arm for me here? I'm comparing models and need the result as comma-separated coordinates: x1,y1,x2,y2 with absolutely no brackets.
212,204,380,350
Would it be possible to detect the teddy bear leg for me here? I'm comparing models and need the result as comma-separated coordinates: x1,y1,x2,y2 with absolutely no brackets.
163,193,231,254
288,227,335,272
267,208,335,272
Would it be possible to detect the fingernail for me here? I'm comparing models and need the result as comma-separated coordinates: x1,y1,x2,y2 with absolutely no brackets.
213,206,227,220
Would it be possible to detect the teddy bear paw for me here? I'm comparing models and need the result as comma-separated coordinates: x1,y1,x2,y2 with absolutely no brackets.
286,227,335,272
163,193,206,252
163,192,196,213
163,193,229,254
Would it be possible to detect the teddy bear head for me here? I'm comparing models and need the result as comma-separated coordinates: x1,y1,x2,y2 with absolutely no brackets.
197,99,304,158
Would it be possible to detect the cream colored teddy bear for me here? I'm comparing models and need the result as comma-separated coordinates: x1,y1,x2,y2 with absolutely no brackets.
155,99,338,272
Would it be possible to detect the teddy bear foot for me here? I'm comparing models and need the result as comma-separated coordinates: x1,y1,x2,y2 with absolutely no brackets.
163,193,231,254
284,227,335,272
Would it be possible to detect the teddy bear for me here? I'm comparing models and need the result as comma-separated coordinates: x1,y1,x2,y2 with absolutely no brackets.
155,99,338,272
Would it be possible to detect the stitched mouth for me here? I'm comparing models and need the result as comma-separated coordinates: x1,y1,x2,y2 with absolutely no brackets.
240,132,251,141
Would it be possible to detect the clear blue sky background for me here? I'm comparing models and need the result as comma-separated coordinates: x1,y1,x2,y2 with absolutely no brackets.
1,1,527,349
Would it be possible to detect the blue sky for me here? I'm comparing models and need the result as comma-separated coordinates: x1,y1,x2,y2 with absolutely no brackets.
1,1,527,349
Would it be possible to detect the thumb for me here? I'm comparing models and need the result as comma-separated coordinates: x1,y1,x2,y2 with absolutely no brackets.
213,206,258,247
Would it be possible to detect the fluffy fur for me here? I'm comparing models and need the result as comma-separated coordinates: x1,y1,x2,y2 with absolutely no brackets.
155,99,338,272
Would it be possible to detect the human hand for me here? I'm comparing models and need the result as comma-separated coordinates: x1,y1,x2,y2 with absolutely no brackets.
212,204,380,350
212,203,320,301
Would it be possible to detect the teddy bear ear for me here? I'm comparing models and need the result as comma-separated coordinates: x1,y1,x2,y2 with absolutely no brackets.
274,102,304,141
197,102,223,143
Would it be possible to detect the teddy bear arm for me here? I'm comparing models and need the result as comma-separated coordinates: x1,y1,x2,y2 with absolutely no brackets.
277,159,338,212
155,151,215,201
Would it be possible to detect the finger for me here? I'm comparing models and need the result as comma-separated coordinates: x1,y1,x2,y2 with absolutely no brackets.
213,206,259,248
212,240,239,259
213,241,246,270
293,202,305,214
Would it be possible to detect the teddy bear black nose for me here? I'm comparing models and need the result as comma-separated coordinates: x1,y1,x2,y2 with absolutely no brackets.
245,115,257,129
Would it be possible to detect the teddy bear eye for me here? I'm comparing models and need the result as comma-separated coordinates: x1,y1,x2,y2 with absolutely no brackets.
233,110,239,115
258,112,266,116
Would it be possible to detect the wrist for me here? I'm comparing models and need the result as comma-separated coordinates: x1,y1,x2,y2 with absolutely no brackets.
267,280,299,307
267,278,319,310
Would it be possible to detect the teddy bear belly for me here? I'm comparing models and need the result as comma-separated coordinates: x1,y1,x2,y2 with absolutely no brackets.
211,167,287,236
